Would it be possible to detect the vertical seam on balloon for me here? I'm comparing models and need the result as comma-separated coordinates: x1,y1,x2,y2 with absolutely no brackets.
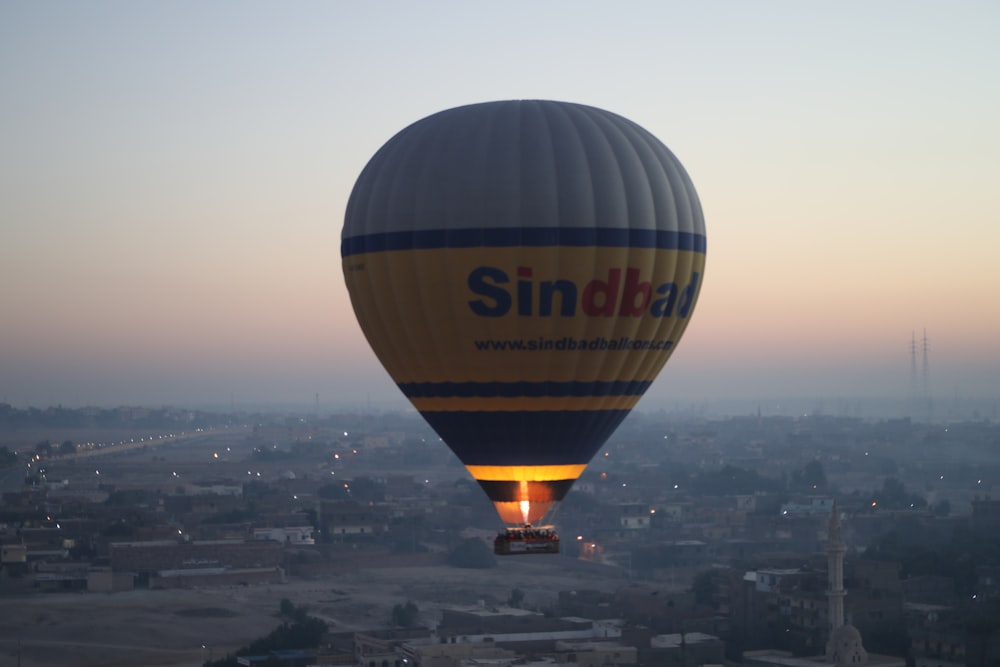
380,118,437,387
612,119,680,389
451,106,486,386
412,118,451,387
582,107,638,399
567,105,640,446
546,102,588,392
513,103,529,444
590,111,658,389
561,104,606,386
626,122,692,388
532,101,563,407
345,138,405,393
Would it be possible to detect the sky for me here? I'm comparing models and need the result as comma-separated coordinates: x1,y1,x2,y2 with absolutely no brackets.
1,1,998,415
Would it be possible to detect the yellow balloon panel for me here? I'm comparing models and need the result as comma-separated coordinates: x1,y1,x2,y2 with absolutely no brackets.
343,246,705,386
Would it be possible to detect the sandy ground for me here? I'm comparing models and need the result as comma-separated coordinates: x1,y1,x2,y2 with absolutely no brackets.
0,426,661,666
0,558,632,667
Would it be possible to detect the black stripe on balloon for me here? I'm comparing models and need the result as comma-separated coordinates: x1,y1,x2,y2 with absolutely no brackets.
476,479,577,503
398,380,652,399
340,227,706,257
419,409,631,466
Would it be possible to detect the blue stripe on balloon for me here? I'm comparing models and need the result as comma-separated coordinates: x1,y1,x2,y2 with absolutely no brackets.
477,479,577,502
419,409,632,466
341,227,707,257
398,380,652,399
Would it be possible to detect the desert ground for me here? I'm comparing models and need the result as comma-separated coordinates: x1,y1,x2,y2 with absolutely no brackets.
0,558,632,667
0,423,660,667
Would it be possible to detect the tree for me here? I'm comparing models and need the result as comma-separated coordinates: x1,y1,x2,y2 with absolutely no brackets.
317,482,351,500
874,477,927,510
59,440,75,455
933,499,951,516
205,609,328,667
508,588,525,608
391,601,420,627
789,460,827,492
103,519,137,538
345,476,385,502
277,599,309,624
691,465,782,496
389,515,426,553
0,446,17,467
279,598,296,617
691,569,715,607
878,477,907,507
801,460,827,491
447,537,497,569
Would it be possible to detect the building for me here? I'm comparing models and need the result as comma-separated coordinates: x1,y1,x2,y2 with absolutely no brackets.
109,539,284,587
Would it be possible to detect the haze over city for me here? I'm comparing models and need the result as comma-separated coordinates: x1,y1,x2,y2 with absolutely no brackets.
2,2,998,413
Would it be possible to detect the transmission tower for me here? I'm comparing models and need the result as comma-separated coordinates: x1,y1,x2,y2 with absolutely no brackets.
921,329,932,420
922,329,929,397
907,329,933,420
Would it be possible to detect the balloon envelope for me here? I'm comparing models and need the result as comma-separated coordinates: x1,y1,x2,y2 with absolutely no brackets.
342,100,705,525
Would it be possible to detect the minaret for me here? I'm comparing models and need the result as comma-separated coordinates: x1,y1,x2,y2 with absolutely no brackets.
826,500,846,633
825,501,867,665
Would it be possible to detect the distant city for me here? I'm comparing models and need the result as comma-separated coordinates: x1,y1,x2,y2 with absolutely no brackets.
2,402,1000,666
4,390,993,423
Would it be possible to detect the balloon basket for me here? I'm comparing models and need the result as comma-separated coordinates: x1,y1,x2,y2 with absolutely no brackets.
493,524,560,556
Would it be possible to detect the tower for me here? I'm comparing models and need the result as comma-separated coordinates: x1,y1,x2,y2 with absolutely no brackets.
922,328,929,397
825,501,867,665
922,329,932,419
908,330,933,420
826,501,846,633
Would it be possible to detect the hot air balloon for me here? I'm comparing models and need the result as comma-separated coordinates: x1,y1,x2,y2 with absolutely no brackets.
342,100,705,551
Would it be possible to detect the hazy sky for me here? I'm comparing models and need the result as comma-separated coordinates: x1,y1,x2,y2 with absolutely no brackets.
2,1,998,412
